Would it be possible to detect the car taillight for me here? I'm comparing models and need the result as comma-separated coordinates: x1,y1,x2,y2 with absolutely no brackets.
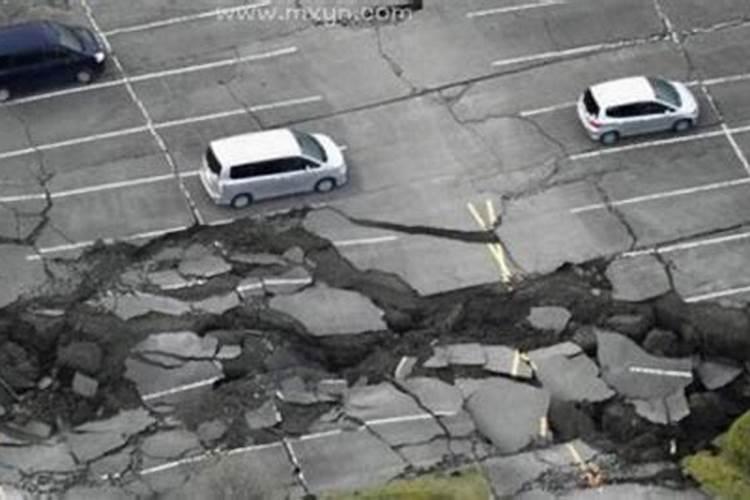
588,117,602,128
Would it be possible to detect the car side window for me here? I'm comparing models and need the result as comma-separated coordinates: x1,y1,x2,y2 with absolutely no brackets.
642,102,670,114
607,104,640,118
281,157,306,173
229,163,257,179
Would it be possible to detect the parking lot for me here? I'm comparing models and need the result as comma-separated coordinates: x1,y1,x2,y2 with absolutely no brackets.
2,0,750,300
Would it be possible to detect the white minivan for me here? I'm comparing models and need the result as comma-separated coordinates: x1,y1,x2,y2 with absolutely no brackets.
199,128,348,208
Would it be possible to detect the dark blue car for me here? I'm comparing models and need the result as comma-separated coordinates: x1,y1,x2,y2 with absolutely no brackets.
0,20,107,101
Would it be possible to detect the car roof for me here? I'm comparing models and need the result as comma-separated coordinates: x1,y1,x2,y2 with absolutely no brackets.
0,21,55,57
209,129,301,167
589,76,656,108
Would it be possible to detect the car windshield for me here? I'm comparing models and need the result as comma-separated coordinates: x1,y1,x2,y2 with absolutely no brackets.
293,130,327,163
648,77,681,108
50,23,82,52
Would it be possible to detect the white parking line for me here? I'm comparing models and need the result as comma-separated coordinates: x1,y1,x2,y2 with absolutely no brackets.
466,0,565,18
103,0,272,36
142,376,222,401
26,225,189,260
333,235,399,247
491,39,639,68
628,366,692,378
519,101,576,117
0,125,150,161
685,284,750,303
569,129,726,160
154,95,324,129
0,95,323,162
623,230,750,258
4,46,297,106
570,177,750,214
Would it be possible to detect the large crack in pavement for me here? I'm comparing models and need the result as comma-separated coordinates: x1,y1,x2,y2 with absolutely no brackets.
0,211,748,497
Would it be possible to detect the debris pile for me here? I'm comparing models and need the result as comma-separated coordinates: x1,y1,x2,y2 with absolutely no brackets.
0,215,747,497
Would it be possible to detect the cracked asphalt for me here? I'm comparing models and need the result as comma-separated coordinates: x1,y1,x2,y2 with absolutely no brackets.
1,0,750,498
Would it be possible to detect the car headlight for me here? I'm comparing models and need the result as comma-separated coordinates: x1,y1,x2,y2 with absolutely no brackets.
94,51,106,63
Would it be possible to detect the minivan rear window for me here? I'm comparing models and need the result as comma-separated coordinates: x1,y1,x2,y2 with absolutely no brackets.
205,147,222,175
583,89,599,116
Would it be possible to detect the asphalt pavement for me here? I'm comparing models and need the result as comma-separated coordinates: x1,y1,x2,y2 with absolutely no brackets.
2,0,750,298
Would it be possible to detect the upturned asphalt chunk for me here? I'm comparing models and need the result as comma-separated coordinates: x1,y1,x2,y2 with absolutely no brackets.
466,378,550,453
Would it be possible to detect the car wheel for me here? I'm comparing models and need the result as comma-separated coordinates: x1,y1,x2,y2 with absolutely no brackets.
315,178,336,193
0,88,9,102
76,70,93,84
673,119,693,133
600,131,620,146
231,193,253,208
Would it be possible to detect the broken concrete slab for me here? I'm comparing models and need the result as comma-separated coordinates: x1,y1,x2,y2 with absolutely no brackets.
245,400,282,430
228,251,286,267
344,382,424,422
455,378,484,400
72,372,99,398
528,342,582,364
262,266,313,295
278,376,322,405
177,253,231,278
147,270,198,290
317,379,348,398
290,428,406,494
631,389,691,425
0,441,77,482
270,285,387,336
444,343,486,365
606,256,671,302
133,331,218,363
527,306,571,334
197,419,227,447
369,415,444,446
482,440,597,497
140,429,202,469
696,357,743,390
282,246,305,264
191,292,240,315
466,378,550,453
596,330,693,400
399,437,475,469
215,344,242,360
89,446,133,479
66,410,154,463
394,356,417,380
236,276,265,298
0,244,48,309
93,292,191,320
423,346,450,368
124,357,222,404
534,353,615,403
483,345,533,379
402,377,463,415
160,443,296,500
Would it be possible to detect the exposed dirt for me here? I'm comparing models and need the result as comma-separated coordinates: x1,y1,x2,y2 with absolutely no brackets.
1,213,749,490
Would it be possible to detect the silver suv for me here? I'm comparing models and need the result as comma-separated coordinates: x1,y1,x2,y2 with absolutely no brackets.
577,76,699,145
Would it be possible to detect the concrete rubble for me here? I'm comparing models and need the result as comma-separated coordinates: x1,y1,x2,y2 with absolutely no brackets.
0,216,747,498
